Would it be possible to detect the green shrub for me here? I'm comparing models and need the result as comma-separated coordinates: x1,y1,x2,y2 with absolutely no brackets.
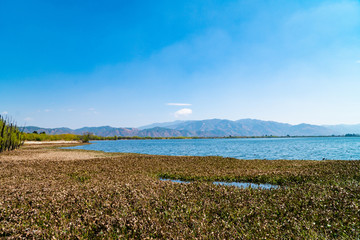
81,132,91,143
0,115,24,153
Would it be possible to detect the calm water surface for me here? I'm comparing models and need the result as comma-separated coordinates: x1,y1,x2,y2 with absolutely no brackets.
66,137,360,160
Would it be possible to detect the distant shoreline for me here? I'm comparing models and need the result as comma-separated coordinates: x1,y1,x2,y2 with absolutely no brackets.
23,134,359,143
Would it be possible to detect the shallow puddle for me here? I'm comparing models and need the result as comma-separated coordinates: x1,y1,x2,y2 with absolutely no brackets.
213,181,279,189
160,178,279,189
160,178,191,184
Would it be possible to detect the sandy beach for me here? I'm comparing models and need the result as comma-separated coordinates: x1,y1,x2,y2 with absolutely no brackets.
24,140,82,145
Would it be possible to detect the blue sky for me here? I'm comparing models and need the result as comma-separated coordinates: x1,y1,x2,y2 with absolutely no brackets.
1,0,360,128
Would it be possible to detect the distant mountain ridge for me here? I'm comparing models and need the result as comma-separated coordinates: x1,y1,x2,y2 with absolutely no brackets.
140,119,336,137
324,124,360,135
138,120,186,130
24,126,192,138
23,118,360,137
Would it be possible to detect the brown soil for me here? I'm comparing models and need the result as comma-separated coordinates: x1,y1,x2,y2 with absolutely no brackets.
0,143,105,161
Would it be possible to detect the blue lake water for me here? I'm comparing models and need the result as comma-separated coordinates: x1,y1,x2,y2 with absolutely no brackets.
65,137,360,160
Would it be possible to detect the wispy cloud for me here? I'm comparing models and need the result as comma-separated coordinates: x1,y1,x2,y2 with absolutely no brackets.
174,108,193,118
167,103,192,106
37,109,53,113
24,117,33,122
1,111,8,115
356,60,360,64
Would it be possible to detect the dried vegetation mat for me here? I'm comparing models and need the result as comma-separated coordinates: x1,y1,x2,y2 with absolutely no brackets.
0,144,359,239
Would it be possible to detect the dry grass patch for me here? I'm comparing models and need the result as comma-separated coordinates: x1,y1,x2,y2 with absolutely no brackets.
0,144,359,239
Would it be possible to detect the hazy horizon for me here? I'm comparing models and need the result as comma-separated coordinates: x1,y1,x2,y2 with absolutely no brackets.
21,118,360,130
1,0,360,128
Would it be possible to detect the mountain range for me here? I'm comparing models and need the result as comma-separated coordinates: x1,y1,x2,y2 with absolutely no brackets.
23,119,360,137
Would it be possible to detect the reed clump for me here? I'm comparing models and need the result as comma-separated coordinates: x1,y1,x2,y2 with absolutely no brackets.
0,115,24,153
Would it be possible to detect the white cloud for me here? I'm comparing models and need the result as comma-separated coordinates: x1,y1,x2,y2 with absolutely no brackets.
44,109,52,112
167,103,192,106
1,111,8,115
174,108,193,118
24,117,33,122
88,108,98,114
356,60,360,63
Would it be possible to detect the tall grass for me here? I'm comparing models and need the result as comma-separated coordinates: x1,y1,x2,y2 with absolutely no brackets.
1,146,359,238
0,114,24,152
